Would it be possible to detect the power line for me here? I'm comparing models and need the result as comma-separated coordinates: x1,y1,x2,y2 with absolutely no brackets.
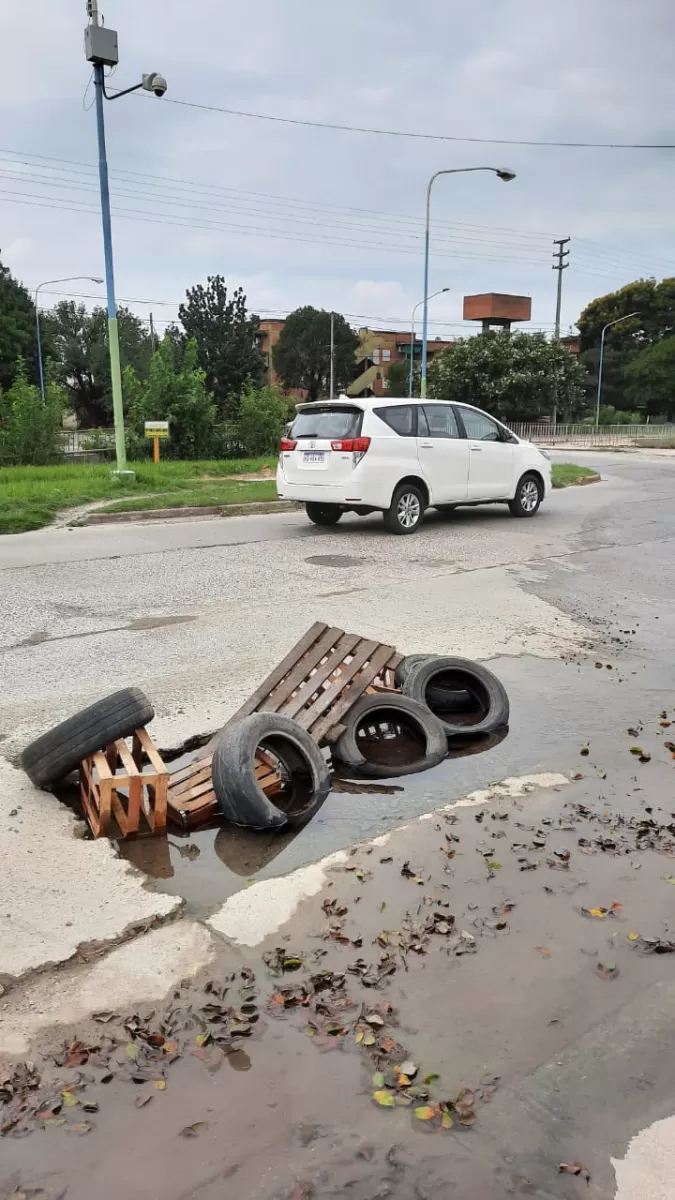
155,94,675,151
3,147,675,278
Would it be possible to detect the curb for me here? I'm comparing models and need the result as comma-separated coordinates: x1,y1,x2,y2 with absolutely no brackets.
77,500,299,526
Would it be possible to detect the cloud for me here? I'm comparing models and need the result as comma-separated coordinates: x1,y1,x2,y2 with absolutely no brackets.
1,0,674,341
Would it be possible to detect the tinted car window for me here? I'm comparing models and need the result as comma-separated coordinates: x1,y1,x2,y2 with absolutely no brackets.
291,407,362,440
374,405,415,436
420,404,460,439
460,409,502,442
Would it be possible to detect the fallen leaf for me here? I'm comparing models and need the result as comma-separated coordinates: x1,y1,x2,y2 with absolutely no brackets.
92,1011,118,1023
414,1105,437,1121
559,1162,591,1182
162,1040,178,1055
154,1080,167,1090
126,1042,139,1061
365,1012,385,1027
399,1060,418,1079
195,1033,210,1047
440,1111,454,1129
582,907,608,919
629,746,643,756
61,1090,78,1107
372,1090,395,1108
423,1073,440,1085
66,1121,93,1135
628,932,640,941
180,1121,209,1137
639,752,651,763
535,946,552,959
372,1072,385,1088
135,1095,153,1109
596,961,619,980
487,861,502,870
379,902,386,912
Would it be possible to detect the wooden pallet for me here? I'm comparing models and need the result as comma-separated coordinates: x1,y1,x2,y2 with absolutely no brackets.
222,621,402,746
168,623,401,830
79,727,169,839
168,749,282,830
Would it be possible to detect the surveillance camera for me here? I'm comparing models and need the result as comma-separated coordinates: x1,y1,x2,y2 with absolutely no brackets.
142,72,167,98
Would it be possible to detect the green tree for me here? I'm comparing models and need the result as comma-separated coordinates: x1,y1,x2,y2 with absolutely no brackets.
386,359,413,397
238,384,293,456
43,301,152,427
125,335,221,460
0,362,66,465
178,277,264,420
428,331,587,422
624,336,675,420
0,254,40,391
577,278,675,351
273,307,358,402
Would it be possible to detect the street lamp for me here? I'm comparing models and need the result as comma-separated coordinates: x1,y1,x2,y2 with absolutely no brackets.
35,276,103,401
420,167,516,398
409,287,449,397
596,312,640,427
84,0,167,477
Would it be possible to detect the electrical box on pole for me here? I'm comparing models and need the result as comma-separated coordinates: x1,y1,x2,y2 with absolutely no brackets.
84,25,119,66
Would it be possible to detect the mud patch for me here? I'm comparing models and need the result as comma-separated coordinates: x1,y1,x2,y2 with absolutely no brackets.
304,555,366,568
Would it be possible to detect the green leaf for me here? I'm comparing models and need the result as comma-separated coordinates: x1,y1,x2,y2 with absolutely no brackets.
372,1090,395,1108
372,1072,385,1088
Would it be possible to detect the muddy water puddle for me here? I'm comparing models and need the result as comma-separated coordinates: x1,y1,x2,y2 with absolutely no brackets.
118,728,508,913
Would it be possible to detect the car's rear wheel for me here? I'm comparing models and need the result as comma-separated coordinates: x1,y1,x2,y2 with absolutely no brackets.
306,502,342,526
383,483,425,535
509,473,542,518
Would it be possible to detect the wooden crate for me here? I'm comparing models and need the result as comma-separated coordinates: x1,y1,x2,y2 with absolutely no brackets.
167,749,282,831
220,621,402,746
79,727,169,839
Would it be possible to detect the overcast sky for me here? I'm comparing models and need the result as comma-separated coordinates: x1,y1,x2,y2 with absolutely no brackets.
2,0,674,343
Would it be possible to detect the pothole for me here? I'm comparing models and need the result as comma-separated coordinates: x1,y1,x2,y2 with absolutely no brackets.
305,555,366,568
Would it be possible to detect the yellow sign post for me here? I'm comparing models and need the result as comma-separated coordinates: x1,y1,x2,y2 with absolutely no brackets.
144,420,169,463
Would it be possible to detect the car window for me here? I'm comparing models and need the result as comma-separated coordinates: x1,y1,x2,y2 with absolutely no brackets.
420,404,460,439
291,407,362,440
373,405,415,436
460,409,502,442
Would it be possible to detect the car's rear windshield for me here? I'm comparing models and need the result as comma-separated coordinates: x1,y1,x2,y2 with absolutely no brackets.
291,406,362,440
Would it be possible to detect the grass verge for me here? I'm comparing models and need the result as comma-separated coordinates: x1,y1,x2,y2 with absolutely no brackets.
99,480,277,513
551,463,599,487
0,459,276,534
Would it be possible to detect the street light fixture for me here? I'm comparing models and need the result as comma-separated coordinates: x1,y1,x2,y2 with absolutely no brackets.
84,1,167,477
409,287,449,397
34,275,104,401
420,167,516,398
596,312,640,427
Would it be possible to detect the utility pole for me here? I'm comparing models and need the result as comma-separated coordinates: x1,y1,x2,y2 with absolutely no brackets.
551,237,570,426
84,0,167,477
329,312,335,399
149,312,156,352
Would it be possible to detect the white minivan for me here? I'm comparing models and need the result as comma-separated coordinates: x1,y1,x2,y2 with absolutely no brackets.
277,396,551,535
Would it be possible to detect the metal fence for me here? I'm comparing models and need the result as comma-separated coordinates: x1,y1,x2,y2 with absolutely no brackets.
508,423,675,447
61,424,246,459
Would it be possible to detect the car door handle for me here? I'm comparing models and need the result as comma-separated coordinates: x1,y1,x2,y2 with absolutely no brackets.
419,442,433,448
469,445,482,452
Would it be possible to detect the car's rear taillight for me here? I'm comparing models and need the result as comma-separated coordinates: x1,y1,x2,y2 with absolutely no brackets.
330,437,371,454
279,438,297,452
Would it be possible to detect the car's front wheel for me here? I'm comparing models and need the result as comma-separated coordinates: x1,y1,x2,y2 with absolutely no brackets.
305,502,342,526
509,473,542,518
383,483,425,534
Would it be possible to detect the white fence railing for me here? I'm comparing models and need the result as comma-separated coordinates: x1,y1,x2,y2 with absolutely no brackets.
508,423,675,447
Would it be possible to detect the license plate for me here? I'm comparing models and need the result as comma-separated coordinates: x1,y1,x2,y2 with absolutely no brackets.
303,451,325,464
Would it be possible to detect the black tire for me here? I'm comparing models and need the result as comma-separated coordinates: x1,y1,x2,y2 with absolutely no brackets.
306,503,342,527
383,483,425,535
394,654,473,712
509,473,542,518
331,693,447,779
402,657,509,737
20,688,155,789
212,713,331,830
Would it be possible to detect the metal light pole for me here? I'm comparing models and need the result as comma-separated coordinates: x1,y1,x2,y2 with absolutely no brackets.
34,275,103,401
84,0,167,476
409,287,448,397
596,311,639,427
329,312,335,399
420,167,516,399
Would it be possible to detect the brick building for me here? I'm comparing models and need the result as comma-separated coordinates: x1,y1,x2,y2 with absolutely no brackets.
347,327,456,397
